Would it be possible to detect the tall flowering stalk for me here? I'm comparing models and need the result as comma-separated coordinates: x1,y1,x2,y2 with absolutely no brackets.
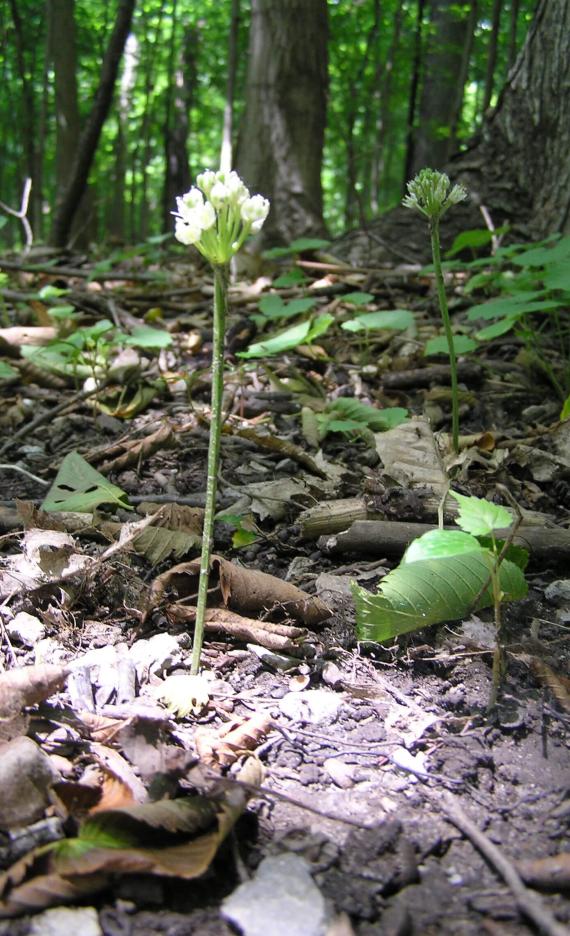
174,170,269,673
403,169,467,453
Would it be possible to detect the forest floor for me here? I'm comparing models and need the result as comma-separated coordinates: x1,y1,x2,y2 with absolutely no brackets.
0,243,569,936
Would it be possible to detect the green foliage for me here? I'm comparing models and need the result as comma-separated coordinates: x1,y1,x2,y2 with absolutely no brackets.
341,309,414,333
42,452,131,513
424,334,478,356
353,492,528,643
238,314,334,359
303,397,408,444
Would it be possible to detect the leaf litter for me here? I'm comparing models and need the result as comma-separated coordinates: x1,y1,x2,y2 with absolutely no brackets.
0,246,568,934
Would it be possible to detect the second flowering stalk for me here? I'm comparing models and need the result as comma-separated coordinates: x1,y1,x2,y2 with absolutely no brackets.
173,170,269,674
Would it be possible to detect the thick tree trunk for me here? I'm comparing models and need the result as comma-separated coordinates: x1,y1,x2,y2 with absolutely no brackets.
50,0,136,248
408,0,474,178
162,21,197,231
236,0,328,245
334,0,570,264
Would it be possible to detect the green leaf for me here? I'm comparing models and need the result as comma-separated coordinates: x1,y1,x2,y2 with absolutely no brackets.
241,313,333,357
445,228,495,258
42,452,132,513
512,236,570,268
424,334,477,356
450,491,512,536
47,304,78,320
272,268,308,287
257,294,317,321
543,262,570,292
403,529,481,563
467,296,557,322
0,360,18,379
323,398,408,432
341,309,414,332
38,285,69,300
122,325,173,349
353,551,527,642
342,292,375,306
561,395,570,422
289,237,330,252
475,317,519,340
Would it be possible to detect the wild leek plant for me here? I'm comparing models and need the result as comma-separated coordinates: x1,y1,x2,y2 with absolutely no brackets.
403,169,467,453
174,170,269,673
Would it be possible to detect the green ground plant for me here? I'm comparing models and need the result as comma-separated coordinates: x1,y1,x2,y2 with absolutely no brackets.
173,169,270,674
402,169,468,453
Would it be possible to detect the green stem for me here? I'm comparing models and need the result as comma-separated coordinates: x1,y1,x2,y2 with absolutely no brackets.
430,218,460,453
191,263,229,674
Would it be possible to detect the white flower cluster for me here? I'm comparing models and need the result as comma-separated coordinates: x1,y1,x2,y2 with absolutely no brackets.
173,169,270,263
403,169,467,221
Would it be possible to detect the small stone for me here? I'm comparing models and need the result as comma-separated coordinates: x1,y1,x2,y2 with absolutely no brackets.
222,853,327,936
7,611,46,647
544,579,570,606
29,907,102,936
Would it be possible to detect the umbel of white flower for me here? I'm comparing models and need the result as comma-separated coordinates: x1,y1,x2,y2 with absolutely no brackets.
173,169,270,265
402,169,467,222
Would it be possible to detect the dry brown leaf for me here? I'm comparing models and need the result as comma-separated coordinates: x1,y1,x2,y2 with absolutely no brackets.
92,424,175,475
166,604,312,657
195,712,272,768
90,743,148,804
517,852,570,892
146,555,331,628
0,664,69,718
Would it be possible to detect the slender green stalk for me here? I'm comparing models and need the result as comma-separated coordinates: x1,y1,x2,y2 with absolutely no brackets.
430,218,460,453
191,263,229,674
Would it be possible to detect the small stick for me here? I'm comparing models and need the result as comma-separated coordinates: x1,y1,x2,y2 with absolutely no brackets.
439,793,569,936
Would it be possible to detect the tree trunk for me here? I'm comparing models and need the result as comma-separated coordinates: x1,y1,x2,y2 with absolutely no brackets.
333,0,570,264
482,0,503,111
8,0,42,233
235,0,328,245
408,0,474,178
162,20,197,230
220,0,240,173
108,33,137,241
50,0,136,248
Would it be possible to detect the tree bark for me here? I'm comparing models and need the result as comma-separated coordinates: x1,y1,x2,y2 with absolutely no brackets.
220,0,241,173
162,19,197,230
334,0,570,264
408,0,474,178
236,0,328,245
50,0,136,248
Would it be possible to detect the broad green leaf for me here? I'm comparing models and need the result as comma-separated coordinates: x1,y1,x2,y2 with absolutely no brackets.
561,395,570,422
475,317,519,340
403,529,481,563
38,285,69,300
305,313,334,343
289,237,330,252
257,294,316,321
21,342,91,377
341,309,414,332
450,491,512,536
467,296,558,322
424,334,477,356
272,268,308,287
47,304,77,320
238,319,313,358
353,552,527,642
342,291,375,306
512,235,570,268
324,397,408,431
543,262,570,292
42,452,132,512
0,360,18,379
122,325,173,349
317,417,366,435
445,228,495,258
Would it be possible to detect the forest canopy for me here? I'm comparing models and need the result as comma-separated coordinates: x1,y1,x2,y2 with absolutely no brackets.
0,0,538,249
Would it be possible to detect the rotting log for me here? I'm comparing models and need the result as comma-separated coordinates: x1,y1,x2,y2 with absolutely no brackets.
318,520,570,564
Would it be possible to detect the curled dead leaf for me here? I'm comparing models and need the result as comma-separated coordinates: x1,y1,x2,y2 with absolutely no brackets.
146,555,331,628
195,712,272,768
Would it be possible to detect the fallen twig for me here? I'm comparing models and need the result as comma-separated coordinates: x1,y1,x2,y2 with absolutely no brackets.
439,792,569,936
